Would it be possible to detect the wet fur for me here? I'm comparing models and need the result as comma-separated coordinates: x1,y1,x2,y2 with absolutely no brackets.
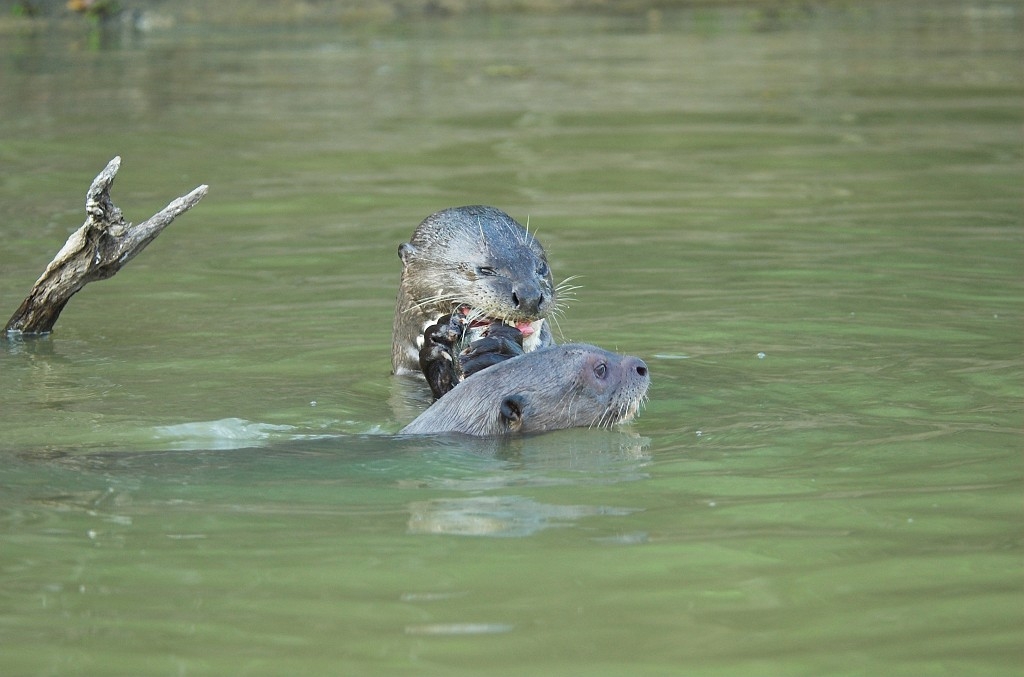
399,344,650,436
392,206,561,375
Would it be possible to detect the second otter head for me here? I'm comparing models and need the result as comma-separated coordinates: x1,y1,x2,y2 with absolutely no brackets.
399,343,651,437
398,205,556,324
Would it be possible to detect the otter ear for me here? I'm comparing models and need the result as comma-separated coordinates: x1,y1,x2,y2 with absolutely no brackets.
398,242,417,267
500,394,525,432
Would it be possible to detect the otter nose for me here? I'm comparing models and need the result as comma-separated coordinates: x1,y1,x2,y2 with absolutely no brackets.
511,283,546,316
626,357,649,380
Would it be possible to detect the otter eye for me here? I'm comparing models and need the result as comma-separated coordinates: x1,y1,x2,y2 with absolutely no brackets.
594,362,607,379
476,266,498,277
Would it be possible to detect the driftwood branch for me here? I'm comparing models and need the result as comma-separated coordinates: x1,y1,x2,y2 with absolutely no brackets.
5,157,208,335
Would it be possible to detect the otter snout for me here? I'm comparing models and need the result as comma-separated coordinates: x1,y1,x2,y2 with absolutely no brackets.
622,356,650,396
511,282,548,317
625,357,649,379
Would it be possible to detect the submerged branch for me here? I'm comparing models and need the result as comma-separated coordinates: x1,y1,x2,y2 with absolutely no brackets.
4,156,208,335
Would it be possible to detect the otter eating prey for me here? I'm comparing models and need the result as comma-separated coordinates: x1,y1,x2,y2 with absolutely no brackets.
414,306,536,400
399,344,650,437
392,206,558,397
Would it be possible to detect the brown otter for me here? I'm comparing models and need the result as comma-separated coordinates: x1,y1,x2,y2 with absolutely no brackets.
392,206,558,378
399,344,650,436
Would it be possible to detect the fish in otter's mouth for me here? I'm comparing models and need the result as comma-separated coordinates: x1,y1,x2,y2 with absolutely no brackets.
423,304,547,354
415,303,553,399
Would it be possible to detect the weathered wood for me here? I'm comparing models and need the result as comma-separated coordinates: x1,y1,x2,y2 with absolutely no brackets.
4,157,208,335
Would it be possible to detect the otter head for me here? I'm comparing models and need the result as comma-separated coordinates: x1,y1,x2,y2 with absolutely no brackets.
399,344,650,437
496,346,650,435
398,206,556,325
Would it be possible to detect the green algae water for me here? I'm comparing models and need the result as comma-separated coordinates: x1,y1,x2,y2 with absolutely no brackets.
1,2,1021,675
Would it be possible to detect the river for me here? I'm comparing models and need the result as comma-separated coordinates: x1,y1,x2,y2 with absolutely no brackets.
1,2,1021,675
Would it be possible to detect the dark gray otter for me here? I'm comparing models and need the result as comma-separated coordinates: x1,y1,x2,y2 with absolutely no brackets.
391,206,558,378
400,344,650,436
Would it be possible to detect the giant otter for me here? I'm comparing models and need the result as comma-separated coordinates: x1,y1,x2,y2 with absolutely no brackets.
392,206,558,383
399,344,650,437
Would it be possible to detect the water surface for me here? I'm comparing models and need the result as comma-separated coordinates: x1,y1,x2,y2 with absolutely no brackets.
0,3,1021,675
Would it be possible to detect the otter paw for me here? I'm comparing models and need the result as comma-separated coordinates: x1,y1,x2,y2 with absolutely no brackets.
419,311,469,400
459,321,525,378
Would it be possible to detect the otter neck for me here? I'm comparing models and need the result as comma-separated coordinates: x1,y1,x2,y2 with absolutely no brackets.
392,282,429,375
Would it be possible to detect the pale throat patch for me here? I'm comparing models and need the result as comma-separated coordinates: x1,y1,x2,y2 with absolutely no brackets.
522,319,545,352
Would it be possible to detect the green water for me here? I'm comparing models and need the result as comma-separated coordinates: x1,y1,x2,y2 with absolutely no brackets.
1,3,1021,675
